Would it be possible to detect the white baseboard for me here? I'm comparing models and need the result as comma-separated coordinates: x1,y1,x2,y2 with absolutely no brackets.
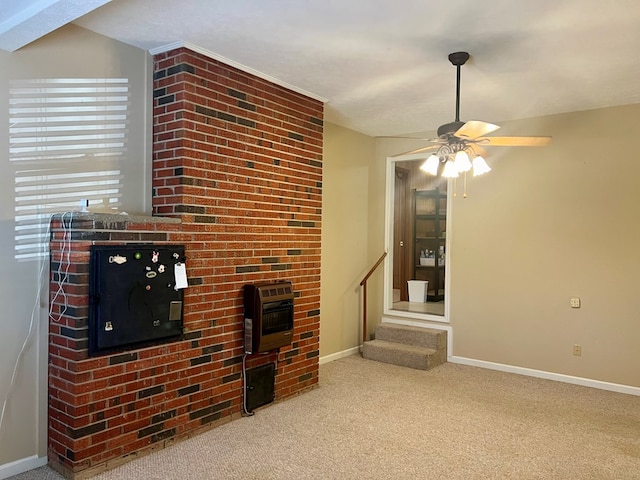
318,325,640,397
0,455,47,480
319,346,360,365
450,356,640,397
380,317,640,396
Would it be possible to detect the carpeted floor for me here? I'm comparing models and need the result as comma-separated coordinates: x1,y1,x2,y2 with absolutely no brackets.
10,354,640,479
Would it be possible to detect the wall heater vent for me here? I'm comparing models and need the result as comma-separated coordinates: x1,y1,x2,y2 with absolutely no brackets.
244,281,294,354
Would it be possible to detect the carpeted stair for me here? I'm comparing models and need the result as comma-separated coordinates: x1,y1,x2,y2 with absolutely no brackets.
362,323,447,370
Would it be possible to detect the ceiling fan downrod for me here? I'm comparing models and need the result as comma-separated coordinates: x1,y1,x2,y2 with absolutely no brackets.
437,51,470,138
448,51,469,123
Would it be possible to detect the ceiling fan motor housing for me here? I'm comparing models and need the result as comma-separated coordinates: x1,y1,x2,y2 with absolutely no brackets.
437,120,465,138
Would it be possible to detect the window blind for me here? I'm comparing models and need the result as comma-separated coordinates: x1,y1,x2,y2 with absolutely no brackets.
9,78,129,260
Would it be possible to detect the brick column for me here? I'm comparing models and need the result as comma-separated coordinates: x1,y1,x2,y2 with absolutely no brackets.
48,46,324,479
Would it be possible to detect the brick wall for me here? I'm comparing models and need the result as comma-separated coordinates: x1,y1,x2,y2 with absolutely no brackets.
48,47,324,478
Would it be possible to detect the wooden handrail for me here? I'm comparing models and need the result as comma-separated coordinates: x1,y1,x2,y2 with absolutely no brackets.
360,251,387,287
359,251,387,344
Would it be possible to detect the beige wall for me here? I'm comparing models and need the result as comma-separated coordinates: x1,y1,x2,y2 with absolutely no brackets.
374,104,640,388
320,122,376,357
450,105,640,387
0,25,150,470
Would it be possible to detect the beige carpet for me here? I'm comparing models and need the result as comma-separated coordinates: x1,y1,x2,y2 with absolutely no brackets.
11,354,640,479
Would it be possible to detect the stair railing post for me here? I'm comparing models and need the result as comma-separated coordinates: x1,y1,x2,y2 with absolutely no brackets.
362,282,367,344
359,251,387,346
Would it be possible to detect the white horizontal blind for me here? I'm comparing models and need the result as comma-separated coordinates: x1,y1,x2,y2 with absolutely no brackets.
10,78,129,260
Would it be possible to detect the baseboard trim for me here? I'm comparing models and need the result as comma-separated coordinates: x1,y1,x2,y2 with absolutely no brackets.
319,346,360,365
0,455,47,480
450,356,640,397
317,340,640,396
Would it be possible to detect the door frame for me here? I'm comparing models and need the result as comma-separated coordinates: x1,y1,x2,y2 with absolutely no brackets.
383,153,451,323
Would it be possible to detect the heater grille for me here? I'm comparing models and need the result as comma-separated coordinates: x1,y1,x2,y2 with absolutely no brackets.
262,299,294,335
261,283,293,298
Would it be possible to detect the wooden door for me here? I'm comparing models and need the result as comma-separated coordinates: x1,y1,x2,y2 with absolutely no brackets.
393,167,411,301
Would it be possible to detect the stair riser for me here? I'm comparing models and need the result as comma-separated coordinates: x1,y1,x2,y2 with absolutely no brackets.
376,325,446,350
362,341,446,371
363,344,430,370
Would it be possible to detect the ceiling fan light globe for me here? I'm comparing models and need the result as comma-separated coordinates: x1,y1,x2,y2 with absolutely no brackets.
442,160,459,178
472,156,491,176
454,150,472,172
420,154,440,175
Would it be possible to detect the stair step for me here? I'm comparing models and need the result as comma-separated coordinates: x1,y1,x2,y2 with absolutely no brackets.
362,339,446,371
375,323,446,350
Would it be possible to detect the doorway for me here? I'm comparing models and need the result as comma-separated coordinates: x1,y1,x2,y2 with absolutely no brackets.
386,156,449,320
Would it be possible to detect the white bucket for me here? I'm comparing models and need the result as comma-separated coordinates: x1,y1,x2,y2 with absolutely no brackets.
407,280,428,303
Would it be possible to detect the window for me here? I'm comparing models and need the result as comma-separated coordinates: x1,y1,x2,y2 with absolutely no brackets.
10,78,129,260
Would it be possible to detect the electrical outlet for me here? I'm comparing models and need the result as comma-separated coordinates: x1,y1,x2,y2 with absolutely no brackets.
573,344,582,356
570,297,581,308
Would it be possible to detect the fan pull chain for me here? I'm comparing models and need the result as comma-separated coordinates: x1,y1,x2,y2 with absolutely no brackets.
463,173,468,198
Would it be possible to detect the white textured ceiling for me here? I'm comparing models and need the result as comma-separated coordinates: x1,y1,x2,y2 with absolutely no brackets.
3,0,640,137
0,0,111,52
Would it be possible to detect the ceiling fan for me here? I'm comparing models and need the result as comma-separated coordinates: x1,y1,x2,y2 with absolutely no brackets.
396,51,551,178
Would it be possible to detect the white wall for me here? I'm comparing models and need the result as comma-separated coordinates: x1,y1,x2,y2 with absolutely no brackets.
0,25,150,474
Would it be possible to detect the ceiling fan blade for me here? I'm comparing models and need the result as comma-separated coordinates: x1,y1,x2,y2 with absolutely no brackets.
476,136,552,147
376,135,445,144
455,120,500,140
393,144,440,157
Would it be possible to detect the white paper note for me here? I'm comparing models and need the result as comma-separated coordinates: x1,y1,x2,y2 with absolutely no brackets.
174,263,188,289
